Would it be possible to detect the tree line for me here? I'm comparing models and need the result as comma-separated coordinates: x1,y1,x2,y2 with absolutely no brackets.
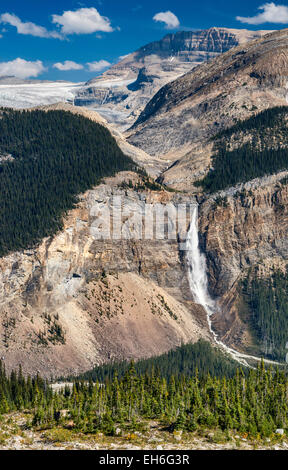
70,340,240,383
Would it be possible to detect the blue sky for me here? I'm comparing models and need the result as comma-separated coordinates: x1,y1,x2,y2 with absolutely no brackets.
0,1,288,81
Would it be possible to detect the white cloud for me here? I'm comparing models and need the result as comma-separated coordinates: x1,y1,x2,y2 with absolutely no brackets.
53,60,83,71
0,58,46,79
236,2,288,24
87,60,111,72
153,11,180,29
52,7,113,35
0,13,62,38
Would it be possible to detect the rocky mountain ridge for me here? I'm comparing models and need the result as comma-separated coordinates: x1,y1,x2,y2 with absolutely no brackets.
127,28,288,191
74,27,272,129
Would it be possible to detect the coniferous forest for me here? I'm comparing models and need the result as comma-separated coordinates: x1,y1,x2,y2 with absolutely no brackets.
1,350,288,439
240,268,288,361
0,109,136,257
72,340,240,383
196,106,288,192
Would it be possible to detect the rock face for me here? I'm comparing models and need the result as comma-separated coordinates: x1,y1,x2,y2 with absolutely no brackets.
127,68,156,92
0,173,209,377
75,28,271,129
127,28,288,191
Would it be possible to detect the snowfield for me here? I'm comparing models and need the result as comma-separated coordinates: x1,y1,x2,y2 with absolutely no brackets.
0,78,135,110
0,82,84,109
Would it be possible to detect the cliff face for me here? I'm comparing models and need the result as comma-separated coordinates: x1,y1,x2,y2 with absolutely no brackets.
136,28,241,55
198,172,288,351
75,28,271,129
0,173,209,377
121,29,288,358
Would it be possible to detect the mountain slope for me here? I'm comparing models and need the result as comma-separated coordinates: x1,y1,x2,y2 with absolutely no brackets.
3,30,288,374
75,27,272,129
196,106,288,192
127,28,288,191
35,102,170,178
0,104,212,377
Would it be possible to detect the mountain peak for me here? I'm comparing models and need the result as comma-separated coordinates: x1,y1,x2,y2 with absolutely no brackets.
127,27,288,190
76,27,273,129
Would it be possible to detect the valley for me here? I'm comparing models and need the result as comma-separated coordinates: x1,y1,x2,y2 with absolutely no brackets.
2,18,288,451
2,27,288,371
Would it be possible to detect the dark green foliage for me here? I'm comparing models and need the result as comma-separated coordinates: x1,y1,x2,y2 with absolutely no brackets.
214,106,287,140
12,361,288,438
196,106,288,193
0,109,136,256
197,144,288,192
1,355,288,438
0,362,51,414
118,175,164,192
69,340,241,383
241,267,288,361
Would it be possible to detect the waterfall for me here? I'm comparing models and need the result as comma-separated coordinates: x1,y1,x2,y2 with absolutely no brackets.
186,205,215,318
186,204,280,367
186,204,223,350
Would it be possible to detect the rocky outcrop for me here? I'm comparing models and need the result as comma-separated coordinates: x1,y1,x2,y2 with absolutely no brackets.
75,87,129,107
127,68,156,92
0,173,209,377
3,23,288,374
134,28,270,57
